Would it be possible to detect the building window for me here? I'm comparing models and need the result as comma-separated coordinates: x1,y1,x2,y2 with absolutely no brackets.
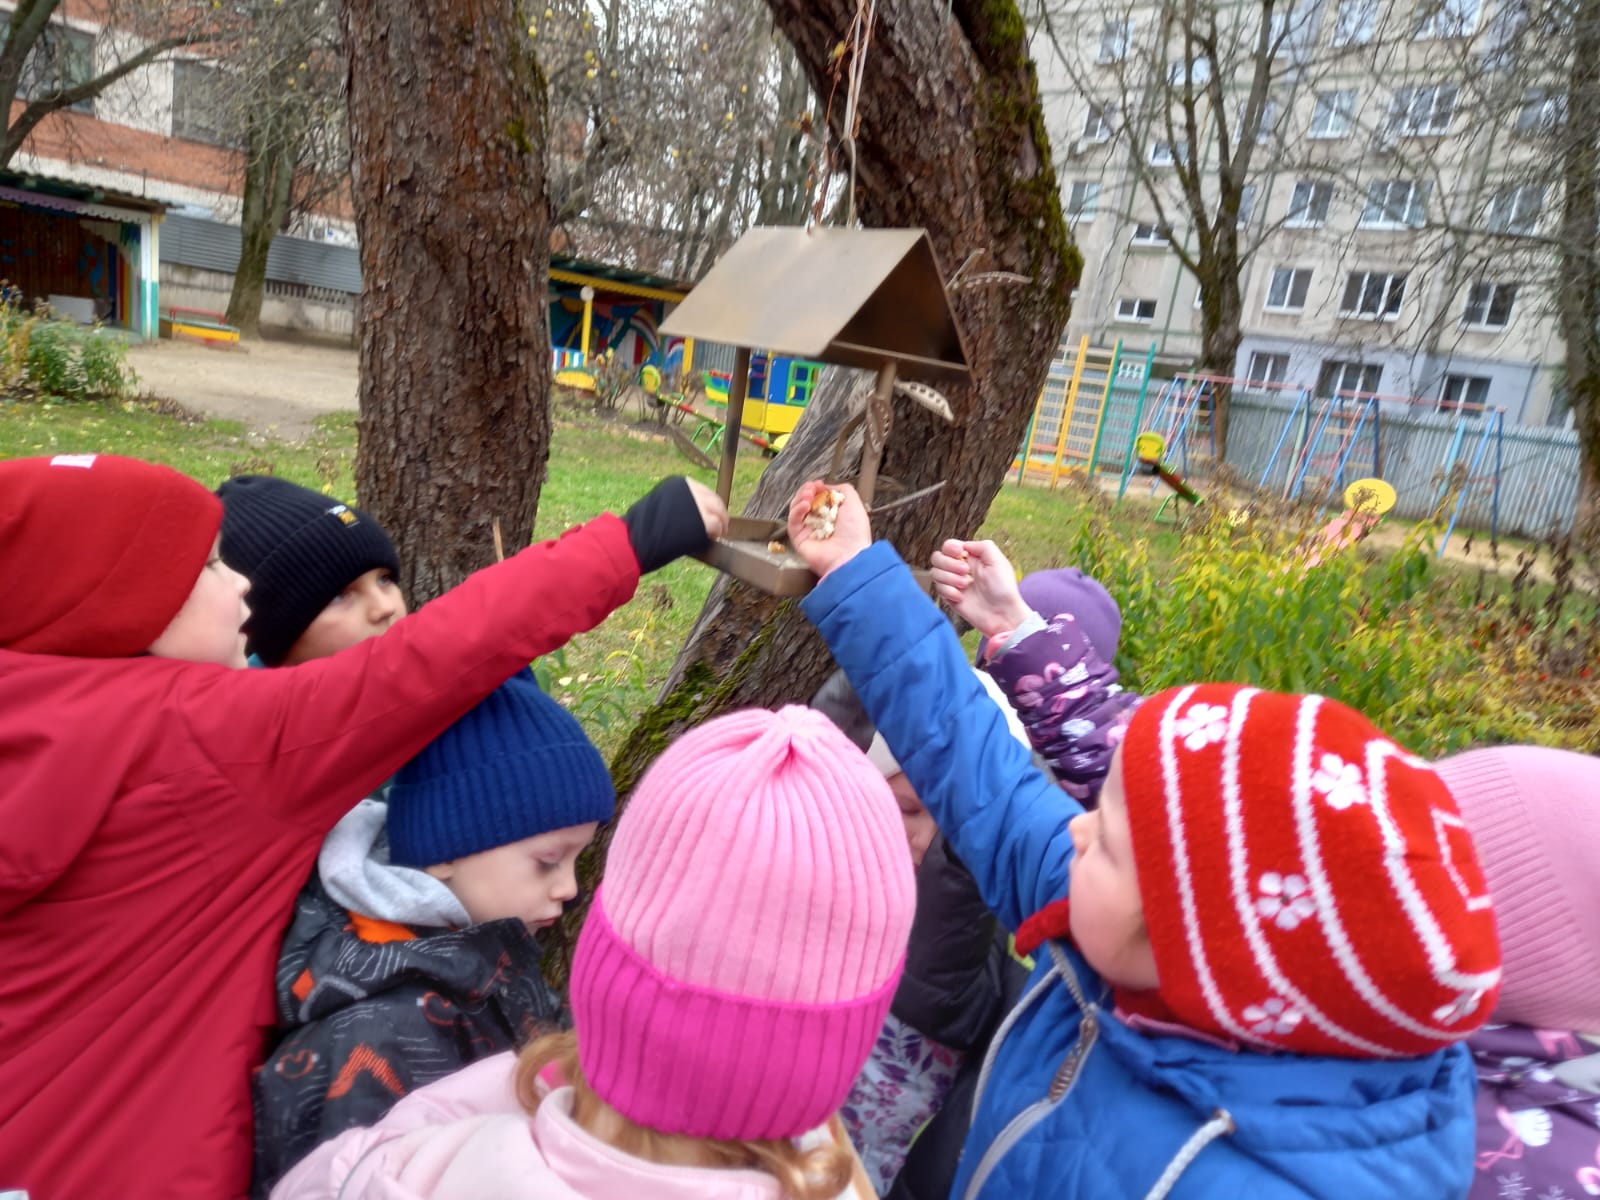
1098,19,1133,63
1515,88,1566,135
1256,98,1281,144
1067,181,1101,220
16,22,95,113
1236,184,1259,228
1486,183,1545,234
1360,180,1428,228
1332,0,1379,44
1319,359,1383,396
1265,267,1313,312
1167,56,1213,86
1310,90,1357,138
1116,298,1158,323
1129,221,1171,246
1287,179,1334,227
1082,104,1114,142
1438,374,1491,414
1461,281,1516,328
1149,140,1189,167
1247,352,1291,385
1390,84,1458,135
1415,0,1480,38
1339,271,1407,319
172,61,232,145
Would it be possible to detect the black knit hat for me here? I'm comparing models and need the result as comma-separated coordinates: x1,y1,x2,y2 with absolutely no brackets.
217,475,401,665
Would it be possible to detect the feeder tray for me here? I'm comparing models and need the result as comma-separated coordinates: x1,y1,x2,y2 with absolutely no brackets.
660,226,971,595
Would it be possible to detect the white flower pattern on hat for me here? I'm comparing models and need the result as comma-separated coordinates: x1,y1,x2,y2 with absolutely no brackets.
1311,752,1367,810
1174,703,1229,751
1256,872,1316,931
1243,996,1304,1036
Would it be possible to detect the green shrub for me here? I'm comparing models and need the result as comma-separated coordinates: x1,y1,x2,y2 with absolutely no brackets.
1048,481,1575,757
0,294,138,403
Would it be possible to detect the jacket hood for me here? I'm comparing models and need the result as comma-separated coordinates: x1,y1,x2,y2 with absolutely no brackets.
318,798,471,929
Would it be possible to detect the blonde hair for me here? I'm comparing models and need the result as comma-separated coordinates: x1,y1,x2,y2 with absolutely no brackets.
514,1031,855,1200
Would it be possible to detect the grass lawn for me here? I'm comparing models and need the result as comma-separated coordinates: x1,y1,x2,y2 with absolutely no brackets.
0,394,1172,752
7,393,1591,757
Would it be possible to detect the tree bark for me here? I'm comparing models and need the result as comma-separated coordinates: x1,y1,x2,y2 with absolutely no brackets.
1559,0,1600,519
607,0,1080,798
341,0,552,604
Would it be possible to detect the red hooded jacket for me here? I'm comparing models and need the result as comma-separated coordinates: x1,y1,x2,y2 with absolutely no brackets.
0,516,639,1198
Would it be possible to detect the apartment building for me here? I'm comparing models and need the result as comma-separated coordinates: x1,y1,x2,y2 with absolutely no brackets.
3,2,352,236
1032,0,1570,425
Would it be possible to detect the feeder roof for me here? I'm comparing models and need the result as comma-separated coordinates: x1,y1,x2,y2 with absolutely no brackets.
659,227,969,378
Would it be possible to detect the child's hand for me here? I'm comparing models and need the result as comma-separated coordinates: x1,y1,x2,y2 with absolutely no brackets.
685,477,730,541
929,539,1033,639
788,481,871,577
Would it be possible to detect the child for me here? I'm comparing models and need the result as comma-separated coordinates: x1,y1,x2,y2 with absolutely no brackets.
887,565,1125,1200
0,453,724,1200
787,480,1502,1199
252,667,615,1193
1436,745,1600,1200
218,474,407,665
271,705,915,1199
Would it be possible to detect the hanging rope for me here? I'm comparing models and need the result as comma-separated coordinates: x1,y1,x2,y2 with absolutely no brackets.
811,0,878,228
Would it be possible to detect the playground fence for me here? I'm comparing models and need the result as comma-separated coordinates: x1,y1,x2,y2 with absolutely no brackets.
1224,392,1581,538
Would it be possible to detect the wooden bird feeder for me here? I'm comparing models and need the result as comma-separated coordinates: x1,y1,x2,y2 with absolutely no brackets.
660,226,970,595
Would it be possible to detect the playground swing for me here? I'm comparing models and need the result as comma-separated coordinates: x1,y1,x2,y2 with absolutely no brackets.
1134,430,1204,524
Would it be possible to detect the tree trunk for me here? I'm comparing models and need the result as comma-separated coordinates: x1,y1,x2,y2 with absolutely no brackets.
1559,0,1600,520
1198,271,1243,457
341,0,552,604
226,112,297,338
607,0,1080,798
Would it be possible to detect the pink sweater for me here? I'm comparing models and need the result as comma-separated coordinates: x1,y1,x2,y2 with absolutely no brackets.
272,1053,870,1200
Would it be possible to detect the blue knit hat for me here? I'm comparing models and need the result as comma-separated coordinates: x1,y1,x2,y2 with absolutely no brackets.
387,669,615,867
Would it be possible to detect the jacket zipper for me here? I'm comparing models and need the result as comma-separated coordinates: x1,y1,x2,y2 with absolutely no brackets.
961,943,1099,1200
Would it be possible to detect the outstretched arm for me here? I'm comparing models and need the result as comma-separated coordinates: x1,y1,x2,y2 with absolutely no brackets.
792,483,1079,931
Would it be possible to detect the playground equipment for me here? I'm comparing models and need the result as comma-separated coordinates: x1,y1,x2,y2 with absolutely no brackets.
660,226,968,595
160,305,239,346
1256,389,1382,512
1013,339,1158,487
700,352,822,450
1116,375,1218,502
1134,430,1203,523
1302,477,1397,568
1433,408,1505,555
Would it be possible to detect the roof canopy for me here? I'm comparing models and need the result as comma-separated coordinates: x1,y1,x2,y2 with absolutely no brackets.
660,227,969,378
0,169,168,217
550,253,692,303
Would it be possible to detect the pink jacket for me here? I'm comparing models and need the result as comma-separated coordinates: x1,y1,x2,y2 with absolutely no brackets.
272,1053,871,1200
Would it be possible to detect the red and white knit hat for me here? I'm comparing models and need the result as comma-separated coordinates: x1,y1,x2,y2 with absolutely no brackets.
1116,684,1502,1059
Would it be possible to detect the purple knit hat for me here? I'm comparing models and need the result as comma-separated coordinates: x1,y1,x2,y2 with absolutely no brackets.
1437,746,1600,1031
570,706,916,1140
976,567,1121,662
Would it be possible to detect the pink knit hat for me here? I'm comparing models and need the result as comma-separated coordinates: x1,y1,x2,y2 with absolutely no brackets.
1437,746,1600,1032
569,705,916,1140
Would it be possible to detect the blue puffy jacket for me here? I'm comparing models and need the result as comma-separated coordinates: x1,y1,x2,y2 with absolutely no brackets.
802,543,1477,1200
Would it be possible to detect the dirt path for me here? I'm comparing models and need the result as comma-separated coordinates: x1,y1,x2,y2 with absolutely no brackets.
127,335,358,440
